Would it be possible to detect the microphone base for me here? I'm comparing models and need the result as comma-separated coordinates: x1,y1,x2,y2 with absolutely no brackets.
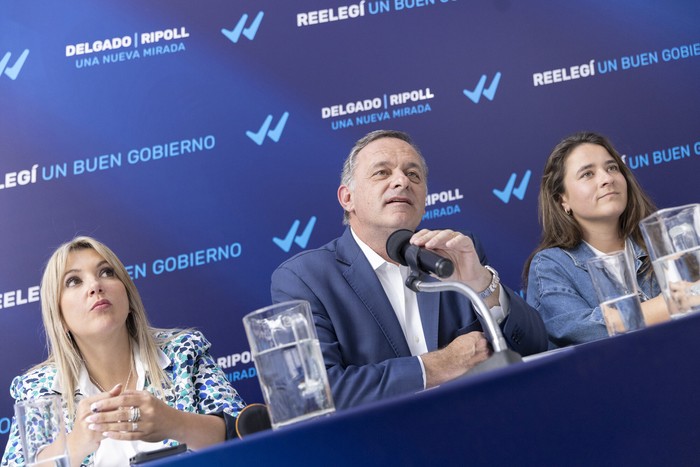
465,349,523,377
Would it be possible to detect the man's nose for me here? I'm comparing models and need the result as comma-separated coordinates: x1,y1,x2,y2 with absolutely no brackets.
391,171,410,188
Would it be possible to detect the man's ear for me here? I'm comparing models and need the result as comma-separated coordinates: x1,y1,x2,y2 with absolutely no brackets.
338,185,354,213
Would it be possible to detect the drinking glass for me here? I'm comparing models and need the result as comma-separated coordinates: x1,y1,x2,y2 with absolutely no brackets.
243,300,335,429
587,251,646,336
14,395,69,466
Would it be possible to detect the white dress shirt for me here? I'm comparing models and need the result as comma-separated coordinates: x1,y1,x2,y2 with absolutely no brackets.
351,229,511,387
352,230,428,356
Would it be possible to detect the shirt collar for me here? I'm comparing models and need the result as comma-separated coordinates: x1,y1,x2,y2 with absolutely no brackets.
50,339,170,395
351,228,391,271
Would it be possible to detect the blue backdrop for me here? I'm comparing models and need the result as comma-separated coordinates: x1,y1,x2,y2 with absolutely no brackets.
1,0,699,446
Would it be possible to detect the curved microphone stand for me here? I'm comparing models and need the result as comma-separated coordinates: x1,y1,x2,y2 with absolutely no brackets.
403,248,522,375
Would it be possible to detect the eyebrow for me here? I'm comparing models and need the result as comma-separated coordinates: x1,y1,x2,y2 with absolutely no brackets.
63,260,110,280
369,160,424,173
369,160,391,170
575,159,617,176
403,162,423,172
575,163,594,176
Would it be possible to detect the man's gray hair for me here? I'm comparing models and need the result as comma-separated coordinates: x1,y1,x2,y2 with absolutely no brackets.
340,130,428,225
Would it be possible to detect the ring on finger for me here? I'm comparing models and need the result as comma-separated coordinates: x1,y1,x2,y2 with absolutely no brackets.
130,406,141,423
132,422,138,432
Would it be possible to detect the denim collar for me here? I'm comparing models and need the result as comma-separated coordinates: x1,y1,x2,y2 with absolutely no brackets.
563,239,646,273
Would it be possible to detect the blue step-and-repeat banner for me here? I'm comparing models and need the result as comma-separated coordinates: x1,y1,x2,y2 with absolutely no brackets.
1,0,699,445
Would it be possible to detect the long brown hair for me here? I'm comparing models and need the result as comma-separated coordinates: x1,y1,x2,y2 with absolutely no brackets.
523,132,656,284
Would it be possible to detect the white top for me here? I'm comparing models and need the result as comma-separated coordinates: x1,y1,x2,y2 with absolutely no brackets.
584,238,634,283
583,238,633,258
77,341,170,467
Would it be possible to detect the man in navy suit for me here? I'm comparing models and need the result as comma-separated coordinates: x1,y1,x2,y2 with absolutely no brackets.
271,130,547,409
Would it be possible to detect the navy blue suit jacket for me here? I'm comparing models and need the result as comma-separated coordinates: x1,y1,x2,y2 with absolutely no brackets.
271,228,547,409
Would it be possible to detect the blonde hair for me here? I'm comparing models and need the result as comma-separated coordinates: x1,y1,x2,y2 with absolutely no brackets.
37,236,180,419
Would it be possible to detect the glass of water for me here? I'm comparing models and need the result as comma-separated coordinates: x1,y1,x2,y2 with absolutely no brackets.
14,395,69,466
243,300,335,429
640,204,700,318
587,250,646,336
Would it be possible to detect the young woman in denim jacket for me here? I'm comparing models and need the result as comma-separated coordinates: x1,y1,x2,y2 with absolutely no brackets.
523,132,670,348
2,237,245,466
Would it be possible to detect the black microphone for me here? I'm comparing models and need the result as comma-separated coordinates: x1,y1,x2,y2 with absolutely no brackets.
386,229,454,278
235,403,272,438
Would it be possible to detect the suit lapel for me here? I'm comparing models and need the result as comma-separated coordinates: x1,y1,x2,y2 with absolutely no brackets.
336,229,412,357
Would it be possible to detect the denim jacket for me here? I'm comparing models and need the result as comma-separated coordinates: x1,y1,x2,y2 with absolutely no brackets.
526,241,660,349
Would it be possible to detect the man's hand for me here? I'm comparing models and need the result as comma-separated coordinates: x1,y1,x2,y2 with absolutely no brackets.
421,332,491,388
411,229,500,307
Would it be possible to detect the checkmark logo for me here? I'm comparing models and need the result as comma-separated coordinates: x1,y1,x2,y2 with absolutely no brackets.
0,49,30,80
493,170,531,203
463,72,501,104
294,216,316,248
481,72,501,101
273,216,317,253
221,12,264,43
463,75,486,103
246,112,289,145
273,220,300,252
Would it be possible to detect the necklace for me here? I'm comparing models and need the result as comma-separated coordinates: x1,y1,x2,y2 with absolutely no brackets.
89,357,134,393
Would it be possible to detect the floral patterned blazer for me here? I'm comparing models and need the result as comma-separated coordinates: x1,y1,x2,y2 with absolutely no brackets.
2,330,245,466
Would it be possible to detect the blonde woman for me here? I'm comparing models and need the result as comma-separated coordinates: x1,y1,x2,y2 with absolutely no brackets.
2,237,245,466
